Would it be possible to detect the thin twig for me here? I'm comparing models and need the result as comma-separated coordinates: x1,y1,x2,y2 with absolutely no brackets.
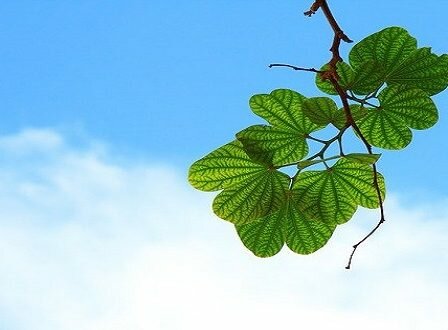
345,162,385,269
269,63,323,73
346,94,380,109
275,126,349,170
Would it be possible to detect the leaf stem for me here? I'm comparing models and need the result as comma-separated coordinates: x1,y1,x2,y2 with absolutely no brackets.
275,126,349,170
346,93,380,109
345,162,385,269
306,125,348,161
306,135,328,144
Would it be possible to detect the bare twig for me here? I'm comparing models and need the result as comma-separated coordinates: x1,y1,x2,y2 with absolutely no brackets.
269,63,323,73
345,162,385,269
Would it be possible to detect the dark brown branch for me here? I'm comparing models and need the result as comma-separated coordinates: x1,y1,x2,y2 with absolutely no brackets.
269,63,323,73
319,0,352,43
304,0,352,42
305,0,352,77
304,0,386,269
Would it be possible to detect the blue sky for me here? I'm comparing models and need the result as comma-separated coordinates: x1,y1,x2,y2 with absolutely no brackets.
1,0,448,194
0,1,448,329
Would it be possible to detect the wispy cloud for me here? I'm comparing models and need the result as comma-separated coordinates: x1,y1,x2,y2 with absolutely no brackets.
0,128,446,330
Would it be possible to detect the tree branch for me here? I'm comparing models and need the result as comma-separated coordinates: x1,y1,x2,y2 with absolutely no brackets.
304,0,352,76
305,0,386,269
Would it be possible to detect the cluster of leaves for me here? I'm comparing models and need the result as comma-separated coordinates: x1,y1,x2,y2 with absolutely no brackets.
188,27,448,258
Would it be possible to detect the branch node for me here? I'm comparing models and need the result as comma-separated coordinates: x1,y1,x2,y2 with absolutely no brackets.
304,0,322,17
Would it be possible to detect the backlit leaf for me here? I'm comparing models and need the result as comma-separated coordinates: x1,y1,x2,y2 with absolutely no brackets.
236,125,308,166
285,198,336,255
333,105,368,129
249,89,323,133
236,193,336,257
387,48,448,96
358,85,438,149
349,27,448,96
303,97,339,126
236,208,285,257
212,168,290,224
238,89,323,166
348,60,385,95
349,27,417,75
293,158,385,224
188,141,266,191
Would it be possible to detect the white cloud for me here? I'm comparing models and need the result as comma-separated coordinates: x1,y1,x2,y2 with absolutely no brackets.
0,128,446,330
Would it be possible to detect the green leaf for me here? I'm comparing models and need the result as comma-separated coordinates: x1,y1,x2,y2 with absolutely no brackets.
188,141,267,191
249,89,323,133
212,168,290,224
387,48,448,96
236,193,336,257
285,200,336,255
237,89,323,166
315,61,385,96
349,27,448,96
358,85,438,149
293,158,385,224
349,27,417,75
302,97,339,126
315,62,355,95
236,125,308,166
190,140,291,224
344,153,381,165
236,208,285,258
348,60,385,95
333,105,368,129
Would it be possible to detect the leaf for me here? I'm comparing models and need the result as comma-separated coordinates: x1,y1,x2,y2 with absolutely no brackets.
236,125,308,166
237,89,323,166
349,27,417,75
189,140,291,224
249,89,323,133
333,105,368,129
293,158,385,224
387,48,448,96
303,99,368,130
344,153,381,165
188,141,267,191
285,199,336,255
302,97,339,126
212,167,290,224
236,193,336,257
315,62,355,95
349,27,448,96
315,60,385,96
236,208,285,258
357,85,438,149
348,60,386,95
